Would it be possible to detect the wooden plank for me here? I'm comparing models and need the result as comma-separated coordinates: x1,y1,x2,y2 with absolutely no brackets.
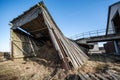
59,38,79,68
94,73,109,80
79,72,91,80
11,41,14,60
63,37,84,67
99,72,113,80
56,30,80,68
28,36,36,56
66,39,84,66
88,73,99,80
113,74,120,80
52,29,70,70
11,7,42,29
59,36,80,67
106,70,119,80
51,20,84,67
13,40,34,44
78,73,87,80
29,27,47,33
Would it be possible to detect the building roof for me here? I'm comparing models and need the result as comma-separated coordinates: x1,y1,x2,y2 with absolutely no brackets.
10,1,88,70
10,2,43,23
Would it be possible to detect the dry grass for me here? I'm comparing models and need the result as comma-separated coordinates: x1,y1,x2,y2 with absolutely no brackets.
0,58,70,80
0,54,120,80
78,54,120,74
0,59,55,80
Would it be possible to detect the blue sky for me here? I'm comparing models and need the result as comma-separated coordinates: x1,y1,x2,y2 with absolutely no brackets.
0,0,119,51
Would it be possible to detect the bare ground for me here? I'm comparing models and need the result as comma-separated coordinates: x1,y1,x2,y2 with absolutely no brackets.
0,54,120,80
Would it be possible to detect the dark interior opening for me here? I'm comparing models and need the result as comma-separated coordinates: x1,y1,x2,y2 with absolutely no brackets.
13,14,61,67
112,11,120,34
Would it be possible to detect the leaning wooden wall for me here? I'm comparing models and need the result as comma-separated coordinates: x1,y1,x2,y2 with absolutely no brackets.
10,29,38,58
10,29,60,63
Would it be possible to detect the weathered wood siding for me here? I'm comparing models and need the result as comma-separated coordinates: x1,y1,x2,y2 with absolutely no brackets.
11,29,59,63
11,7,42,29
11,29,38,58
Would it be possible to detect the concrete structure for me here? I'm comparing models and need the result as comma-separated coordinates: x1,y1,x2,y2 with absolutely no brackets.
76,1,120,55
106,1,120,55
76,34,120,43
106,1,120,35
88,43,102,54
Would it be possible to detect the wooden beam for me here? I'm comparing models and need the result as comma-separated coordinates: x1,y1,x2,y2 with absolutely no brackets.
13,42,29,56
13,40,34,44
28,36,36,56
11,41,14,61
29,27,47,33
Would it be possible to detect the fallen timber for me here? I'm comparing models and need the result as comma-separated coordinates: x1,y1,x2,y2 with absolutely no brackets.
67,70,120,80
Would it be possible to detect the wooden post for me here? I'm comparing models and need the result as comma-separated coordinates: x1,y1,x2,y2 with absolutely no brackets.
11,41,14,61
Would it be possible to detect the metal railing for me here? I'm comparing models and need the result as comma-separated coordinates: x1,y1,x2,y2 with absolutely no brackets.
70,29,111,40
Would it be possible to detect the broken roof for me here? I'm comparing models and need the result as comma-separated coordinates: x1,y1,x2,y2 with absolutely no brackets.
10,1,88,70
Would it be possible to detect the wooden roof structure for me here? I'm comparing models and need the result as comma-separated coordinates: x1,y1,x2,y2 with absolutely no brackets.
10,1,88,70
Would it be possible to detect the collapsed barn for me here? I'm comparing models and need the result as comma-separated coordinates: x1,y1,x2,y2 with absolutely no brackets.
10,2,88,70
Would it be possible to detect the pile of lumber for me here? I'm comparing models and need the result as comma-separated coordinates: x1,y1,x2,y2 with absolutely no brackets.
39,3,88,70
65,70,120,80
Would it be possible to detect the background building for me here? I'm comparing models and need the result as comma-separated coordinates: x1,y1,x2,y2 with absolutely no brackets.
105,1,120,55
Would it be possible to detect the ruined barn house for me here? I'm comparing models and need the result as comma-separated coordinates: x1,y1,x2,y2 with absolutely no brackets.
9,2,88,70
